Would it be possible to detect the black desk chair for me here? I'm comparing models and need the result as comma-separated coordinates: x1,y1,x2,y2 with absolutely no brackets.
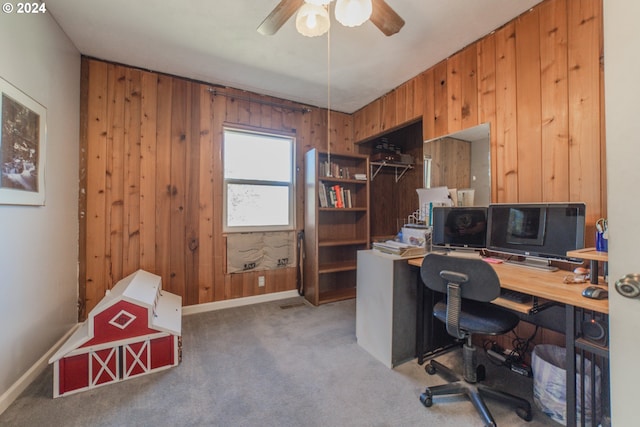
419,253,532,426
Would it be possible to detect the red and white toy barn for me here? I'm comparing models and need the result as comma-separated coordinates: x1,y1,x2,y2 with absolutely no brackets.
49,269,182,398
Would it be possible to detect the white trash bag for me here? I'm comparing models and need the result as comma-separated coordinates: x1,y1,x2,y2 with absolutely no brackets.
531,344,601,426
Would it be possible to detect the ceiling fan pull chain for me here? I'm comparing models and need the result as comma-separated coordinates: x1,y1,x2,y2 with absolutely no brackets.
327,21,331,165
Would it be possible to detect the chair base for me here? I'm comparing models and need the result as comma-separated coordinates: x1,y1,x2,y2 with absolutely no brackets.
420,359,532,427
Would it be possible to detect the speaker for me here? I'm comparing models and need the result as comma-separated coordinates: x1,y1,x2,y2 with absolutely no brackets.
581,318,608,346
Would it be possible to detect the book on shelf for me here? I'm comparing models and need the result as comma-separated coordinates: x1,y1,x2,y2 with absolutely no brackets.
320,160,339,178
333,185,344,208
318,182,329,208
319,183,353,208
372,240,426,257
354,173,367,181
319,160,354,179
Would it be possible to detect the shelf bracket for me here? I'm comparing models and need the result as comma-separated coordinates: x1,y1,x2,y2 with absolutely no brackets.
528,297,558,315
370,161,413,182
371,163,384,181
394,165,411,182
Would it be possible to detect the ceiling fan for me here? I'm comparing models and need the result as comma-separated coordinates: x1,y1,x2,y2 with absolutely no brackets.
258,0,405,37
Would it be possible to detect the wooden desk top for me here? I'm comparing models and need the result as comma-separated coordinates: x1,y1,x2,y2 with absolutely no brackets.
408,256,609,314
566,247,609,262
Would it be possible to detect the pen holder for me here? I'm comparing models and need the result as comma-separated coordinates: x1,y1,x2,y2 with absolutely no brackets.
596,231,608,252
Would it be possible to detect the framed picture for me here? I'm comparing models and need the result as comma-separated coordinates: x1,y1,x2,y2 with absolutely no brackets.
0,77,46,205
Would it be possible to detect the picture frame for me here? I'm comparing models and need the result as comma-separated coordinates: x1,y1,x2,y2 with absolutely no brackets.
0,76,46,205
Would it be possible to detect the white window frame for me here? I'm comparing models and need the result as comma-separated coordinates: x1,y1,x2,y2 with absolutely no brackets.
223,127,296,233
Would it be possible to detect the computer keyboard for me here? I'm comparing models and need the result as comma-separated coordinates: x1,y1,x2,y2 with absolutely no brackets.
500,289,533,304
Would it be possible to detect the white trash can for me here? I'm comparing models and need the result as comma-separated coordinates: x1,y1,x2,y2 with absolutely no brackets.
531,344,601,426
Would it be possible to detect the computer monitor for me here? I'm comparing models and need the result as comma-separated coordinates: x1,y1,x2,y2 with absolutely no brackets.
432,206,488,251
486,202,586,270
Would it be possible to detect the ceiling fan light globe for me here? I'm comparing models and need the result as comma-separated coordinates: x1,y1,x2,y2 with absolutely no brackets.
335,0,372,27
296,3,330,37
307,14,317,29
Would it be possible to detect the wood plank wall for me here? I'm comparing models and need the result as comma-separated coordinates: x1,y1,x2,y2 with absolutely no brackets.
79,59,354,319
80,0,604,324
424,137,472,190
353,0,605,229
362,121,424,240
351,0,604,350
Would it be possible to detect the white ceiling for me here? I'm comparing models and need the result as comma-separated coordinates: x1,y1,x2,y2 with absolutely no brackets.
47,0,542,114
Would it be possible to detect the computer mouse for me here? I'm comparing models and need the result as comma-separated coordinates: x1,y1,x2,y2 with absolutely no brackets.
582,286,609,300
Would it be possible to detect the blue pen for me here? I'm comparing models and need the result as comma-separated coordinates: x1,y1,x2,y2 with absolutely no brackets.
428,202,433,227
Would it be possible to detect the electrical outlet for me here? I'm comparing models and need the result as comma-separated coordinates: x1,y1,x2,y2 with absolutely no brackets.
258,276,265,287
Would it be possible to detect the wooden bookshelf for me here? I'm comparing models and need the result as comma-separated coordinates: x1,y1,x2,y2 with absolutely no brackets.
304,149,370,305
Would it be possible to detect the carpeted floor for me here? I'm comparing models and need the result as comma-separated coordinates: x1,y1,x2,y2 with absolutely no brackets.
0,297,559,426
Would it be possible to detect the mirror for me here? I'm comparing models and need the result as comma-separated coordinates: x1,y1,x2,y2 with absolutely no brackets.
423,123,490,206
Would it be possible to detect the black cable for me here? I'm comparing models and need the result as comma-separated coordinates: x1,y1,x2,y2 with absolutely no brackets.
506,325,539,365
296,231,305,296
482,339,494,352
482,327,539,377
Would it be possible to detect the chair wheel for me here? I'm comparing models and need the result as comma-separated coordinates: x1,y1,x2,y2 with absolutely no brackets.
419,391,433,407
476,364,486,382
425,363,436,375
516,407,533,422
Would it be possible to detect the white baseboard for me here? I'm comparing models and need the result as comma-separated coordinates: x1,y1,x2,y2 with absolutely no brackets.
182,290,301,316
0,323,81,415
0,290,302,415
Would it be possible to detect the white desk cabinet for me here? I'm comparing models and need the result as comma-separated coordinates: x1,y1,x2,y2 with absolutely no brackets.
356,250,418,368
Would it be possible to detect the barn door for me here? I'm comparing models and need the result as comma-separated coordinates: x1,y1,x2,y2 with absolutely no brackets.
89,347,119,387
122,340,151,378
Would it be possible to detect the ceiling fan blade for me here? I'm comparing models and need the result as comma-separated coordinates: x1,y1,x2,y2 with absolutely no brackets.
370,0,405,36
257,0,305,36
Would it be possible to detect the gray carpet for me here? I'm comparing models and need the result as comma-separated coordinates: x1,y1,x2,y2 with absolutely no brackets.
0,297,558,427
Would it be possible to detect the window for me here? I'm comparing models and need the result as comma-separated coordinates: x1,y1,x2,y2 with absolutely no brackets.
223,128,295,232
